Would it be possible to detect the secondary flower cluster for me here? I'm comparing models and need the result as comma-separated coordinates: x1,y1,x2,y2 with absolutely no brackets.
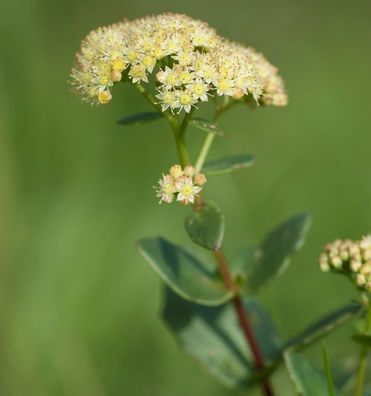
156,164,207,205
70,13,287,110
319,235,371,292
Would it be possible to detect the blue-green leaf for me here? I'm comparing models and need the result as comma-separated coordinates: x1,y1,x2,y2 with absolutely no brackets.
284,351,335,396
137,237,233,306
233,213,312,293
117,111,163,125
202,154,255,176
284,303,363,351
162,287,283,388
189,118,225,136
185,201,224,251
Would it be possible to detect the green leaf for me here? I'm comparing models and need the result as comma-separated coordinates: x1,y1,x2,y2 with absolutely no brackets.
189,118,225,136
185,201,224,251
117,111,163,125
137,237,233,306
233,213,312,294
284,351,334,396
352,333,371,347
202,154,255,176
284,303,363,351
162,287,283,388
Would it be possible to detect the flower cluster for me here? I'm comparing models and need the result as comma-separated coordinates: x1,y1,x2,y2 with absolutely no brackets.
70,13,287,110
155,164,207,205
319,235,371,292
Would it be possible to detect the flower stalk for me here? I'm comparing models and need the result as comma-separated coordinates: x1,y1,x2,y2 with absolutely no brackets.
71,13,289,395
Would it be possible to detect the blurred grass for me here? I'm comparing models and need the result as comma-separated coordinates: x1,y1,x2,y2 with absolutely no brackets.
0,0,371,394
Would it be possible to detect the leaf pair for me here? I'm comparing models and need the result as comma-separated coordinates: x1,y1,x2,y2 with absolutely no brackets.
186,200,313,296
139,205,313,304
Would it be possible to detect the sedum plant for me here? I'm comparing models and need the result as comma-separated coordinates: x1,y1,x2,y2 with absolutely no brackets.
71,13,368,396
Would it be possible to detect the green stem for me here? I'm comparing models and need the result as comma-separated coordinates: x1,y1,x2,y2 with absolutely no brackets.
322,343,335,396
172,124,191,167
194,99,234,174
172,110,195,167
355,300,371,396
135,84,191,165
194,132,216,174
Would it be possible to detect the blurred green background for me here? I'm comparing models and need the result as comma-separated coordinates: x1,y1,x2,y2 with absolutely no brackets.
1,0,370,394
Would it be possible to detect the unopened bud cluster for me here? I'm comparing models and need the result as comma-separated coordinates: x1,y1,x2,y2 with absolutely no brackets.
319,235,371,292
70,13,287,110
156,164,207,205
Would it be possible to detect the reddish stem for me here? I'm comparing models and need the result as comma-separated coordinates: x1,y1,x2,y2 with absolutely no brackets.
214,249,274,396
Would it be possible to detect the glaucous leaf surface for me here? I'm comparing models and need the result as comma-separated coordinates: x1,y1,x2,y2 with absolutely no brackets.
233,213,312,293
162,287,283,388
117,111,163,125
284,303,363,351
284,351,335,396
202,154,255,176
137,237,232,306
185,201,224,251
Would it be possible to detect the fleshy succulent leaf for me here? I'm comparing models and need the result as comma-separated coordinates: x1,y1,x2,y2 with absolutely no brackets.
162,287,283,388
137,237,233,306
233,213,312,294
185,200,224,251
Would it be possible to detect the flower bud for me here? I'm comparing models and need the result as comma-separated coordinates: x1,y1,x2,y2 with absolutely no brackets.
340,250,349,261
112,70,122,82
194,173,207,186
98,90,112,104
356,273,366,286
350,260,362,272
320,261,330,272
331,256,342,269
169,164,183,179
183,165,194,177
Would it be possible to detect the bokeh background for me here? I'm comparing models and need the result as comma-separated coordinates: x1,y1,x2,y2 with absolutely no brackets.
1,0,370,394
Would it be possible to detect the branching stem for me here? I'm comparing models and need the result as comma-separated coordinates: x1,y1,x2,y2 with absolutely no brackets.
194,98,234,173
138,85,274,395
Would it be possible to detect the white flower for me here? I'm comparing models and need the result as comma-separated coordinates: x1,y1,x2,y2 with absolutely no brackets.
155,89,177,112
129,64,148,83
215,77,234,96
156,66,180,88
188,80,210,102
71,14,287,108
156,174,176,204
174,90,196,113
175,176,202,205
